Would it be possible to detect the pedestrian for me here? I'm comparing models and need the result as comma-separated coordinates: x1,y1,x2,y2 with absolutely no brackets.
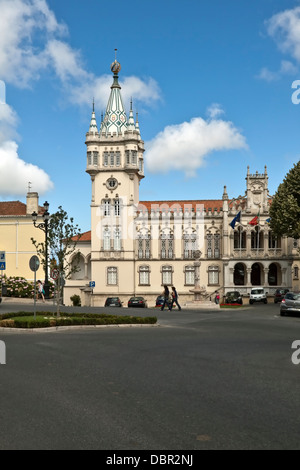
38,280,45,302
215,291,220,304
170,286,181,311
161,285,171,311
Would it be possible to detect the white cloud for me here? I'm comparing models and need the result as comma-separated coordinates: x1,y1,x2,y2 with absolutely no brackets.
0,0,67,87
0,141,53,196
68,74,162,111
266,6,300,62
145,116,247,177
45,39,90,82
257,60,298,81
206,103,225,119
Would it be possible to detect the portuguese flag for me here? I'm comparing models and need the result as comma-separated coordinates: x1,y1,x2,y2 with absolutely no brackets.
249,211,260,226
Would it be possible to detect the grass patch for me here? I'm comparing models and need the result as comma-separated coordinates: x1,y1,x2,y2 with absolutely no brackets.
0,311,157,329
220,303,245,308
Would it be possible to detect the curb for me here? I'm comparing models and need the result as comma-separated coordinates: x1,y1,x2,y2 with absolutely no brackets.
0,323,161,333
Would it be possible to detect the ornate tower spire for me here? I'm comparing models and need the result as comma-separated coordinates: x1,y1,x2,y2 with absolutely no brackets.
101,50,128,136
127,98,135,131
88,98,98,135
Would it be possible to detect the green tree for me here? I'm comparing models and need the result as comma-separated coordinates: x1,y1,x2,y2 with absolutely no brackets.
32,206,82,314
269,161,300,240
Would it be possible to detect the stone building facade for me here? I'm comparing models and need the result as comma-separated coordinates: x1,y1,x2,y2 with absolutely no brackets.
64,59,300,307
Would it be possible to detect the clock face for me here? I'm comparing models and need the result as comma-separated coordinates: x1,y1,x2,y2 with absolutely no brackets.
106,177,118,190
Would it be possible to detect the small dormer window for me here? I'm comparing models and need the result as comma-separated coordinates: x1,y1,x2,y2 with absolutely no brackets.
132,151,137,165
103,152,108,167
87,152,92,166
110,152,114,166
93,151,98,165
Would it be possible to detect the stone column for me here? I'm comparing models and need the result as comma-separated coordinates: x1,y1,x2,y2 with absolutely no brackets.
247,267,252,286
246,232,251,256
264,267,269,286
282,267,287,286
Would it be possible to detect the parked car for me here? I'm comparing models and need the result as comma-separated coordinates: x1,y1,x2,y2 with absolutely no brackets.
280,292,300,316
249,288,267,304
225,291,243,305
274,288,290,303
155,295,165,308
104,297,122,307
128,296,148,308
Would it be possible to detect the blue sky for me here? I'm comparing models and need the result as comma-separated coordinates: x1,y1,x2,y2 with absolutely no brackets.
0,0,300,232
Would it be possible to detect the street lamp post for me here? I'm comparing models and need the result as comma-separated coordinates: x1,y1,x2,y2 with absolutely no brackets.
32,201,50,299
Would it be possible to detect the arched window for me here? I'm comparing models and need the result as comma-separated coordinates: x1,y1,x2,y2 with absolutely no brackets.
139,265,150,285
251,262,262,286
107,267,117,285
103,199,110,216
114,199,120,216
161,231,173,259
137,231,151,259
162,265,172,285
184,265,195,285
268,263,277,285
251,227,263,249
234,263,245,285
114,228,121,251
70,253,85,280
207,232,221,258
183,233,197,259
234,226,246,249
208,266,219,285
269,231,281,249
103,227,111,251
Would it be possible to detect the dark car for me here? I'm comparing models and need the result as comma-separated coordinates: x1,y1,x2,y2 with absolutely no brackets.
104,297,122,307
155,295,165,308
280,292,300,316
225,291,243,305
128,296,148,308
274,288,290,303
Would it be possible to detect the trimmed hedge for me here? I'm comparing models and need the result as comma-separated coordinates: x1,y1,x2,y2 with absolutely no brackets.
0,311,158,329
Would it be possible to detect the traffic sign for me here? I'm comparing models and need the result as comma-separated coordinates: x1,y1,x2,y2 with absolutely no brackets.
50,269,59,280
89,281,95,288
0,251,5,261
0,262,5,270
29,255,40,272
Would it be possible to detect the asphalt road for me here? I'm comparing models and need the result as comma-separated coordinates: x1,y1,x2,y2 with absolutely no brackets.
0,302,300,450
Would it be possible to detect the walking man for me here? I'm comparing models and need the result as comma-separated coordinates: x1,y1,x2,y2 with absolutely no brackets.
170,286,181,311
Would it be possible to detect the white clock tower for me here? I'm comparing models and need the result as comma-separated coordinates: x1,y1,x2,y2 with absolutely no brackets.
85,57,145,302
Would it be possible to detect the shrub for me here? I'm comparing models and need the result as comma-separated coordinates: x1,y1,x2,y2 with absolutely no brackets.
0,311,158,328
1,275,55,299
70,294,81,307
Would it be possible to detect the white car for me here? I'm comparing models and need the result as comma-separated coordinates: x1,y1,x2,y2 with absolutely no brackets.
249,288,267,305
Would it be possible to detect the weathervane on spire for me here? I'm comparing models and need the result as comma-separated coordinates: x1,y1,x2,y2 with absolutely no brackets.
111,48,121,75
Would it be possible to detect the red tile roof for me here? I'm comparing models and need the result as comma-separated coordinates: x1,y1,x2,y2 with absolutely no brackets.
0,201,27,216
72,231,91,242
0,201,45,216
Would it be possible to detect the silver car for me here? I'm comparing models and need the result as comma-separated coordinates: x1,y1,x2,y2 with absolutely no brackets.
280,292,300,316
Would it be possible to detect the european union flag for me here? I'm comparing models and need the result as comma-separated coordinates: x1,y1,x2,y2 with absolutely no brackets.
229,211,241,229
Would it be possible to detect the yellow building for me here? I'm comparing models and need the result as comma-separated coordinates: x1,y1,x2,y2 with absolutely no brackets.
0,192,45,281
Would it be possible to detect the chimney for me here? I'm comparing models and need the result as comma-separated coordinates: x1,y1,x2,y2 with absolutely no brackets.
26,192,39,215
